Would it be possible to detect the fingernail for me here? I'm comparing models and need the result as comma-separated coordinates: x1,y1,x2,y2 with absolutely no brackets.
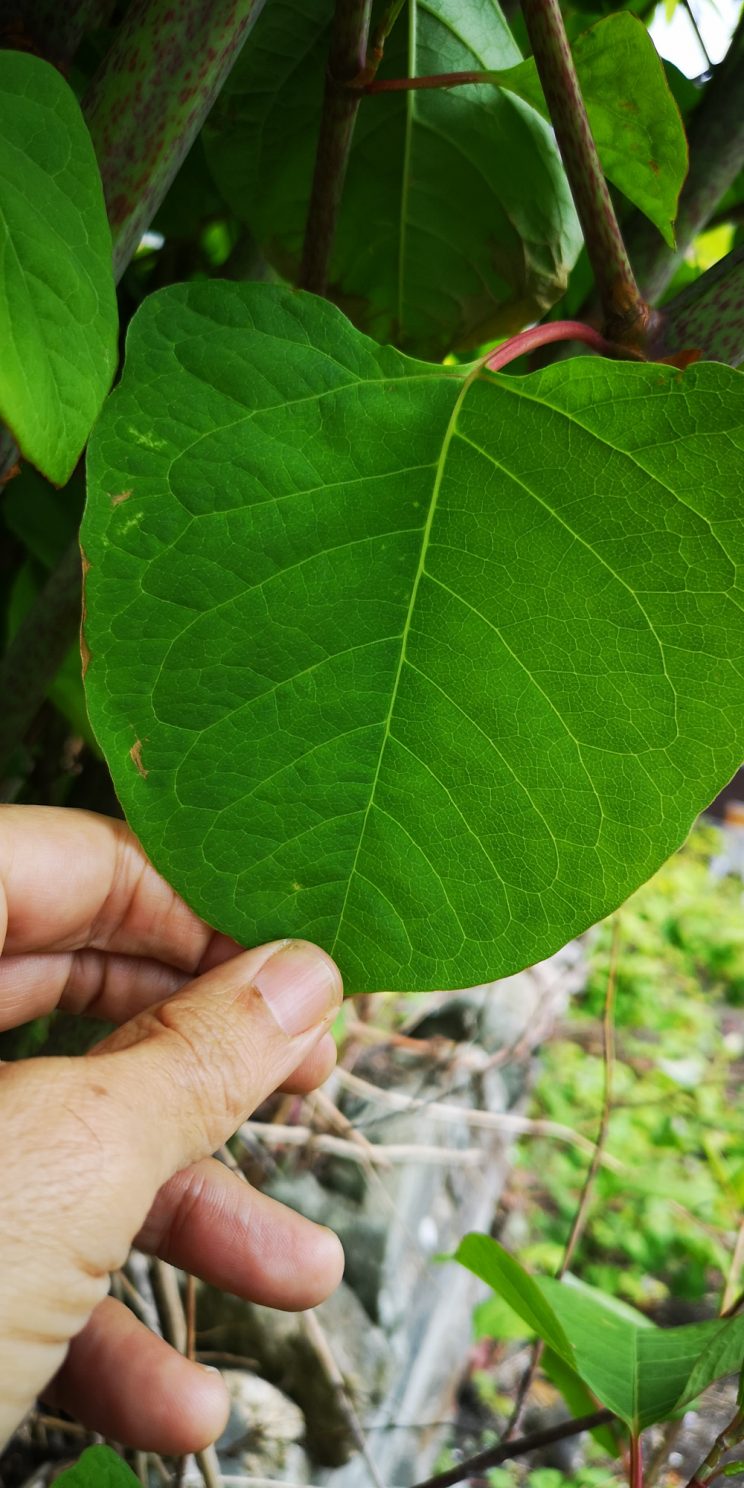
199,1364,222,1377
254,942,343,1036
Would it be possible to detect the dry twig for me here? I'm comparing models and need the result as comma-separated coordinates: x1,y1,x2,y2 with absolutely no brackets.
334,1068,623,1169
239,1120,485,1167
503,918,619,1438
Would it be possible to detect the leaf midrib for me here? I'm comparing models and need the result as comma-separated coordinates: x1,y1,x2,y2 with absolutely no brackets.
329,362,477,960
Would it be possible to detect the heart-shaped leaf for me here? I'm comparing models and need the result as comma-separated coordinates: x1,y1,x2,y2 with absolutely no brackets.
456,1235,744,1432
203,0,581,356
488,13,686,247
82,282,744,992
55,1446,140,1486
0,51,117,484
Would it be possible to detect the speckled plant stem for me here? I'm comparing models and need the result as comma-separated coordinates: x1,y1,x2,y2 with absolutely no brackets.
521,0,654,349
0,0,269,777
656,243,744,366
84,0,268,280
299,0,374,296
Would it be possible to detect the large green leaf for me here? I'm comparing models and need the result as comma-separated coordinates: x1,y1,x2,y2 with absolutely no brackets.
202,0,581,356
455,1236,744,1432
489,13,687,247
0,52,117,484
82,281,744,993
55,1446,139,1486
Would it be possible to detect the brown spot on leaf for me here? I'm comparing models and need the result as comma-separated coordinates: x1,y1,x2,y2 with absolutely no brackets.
649,159,660,175
130,739,148,778
659,348,703,369
110,489,133,506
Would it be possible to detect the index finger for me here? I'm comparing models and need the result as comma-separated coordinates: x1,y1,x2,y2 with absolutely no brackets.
0,806,215,971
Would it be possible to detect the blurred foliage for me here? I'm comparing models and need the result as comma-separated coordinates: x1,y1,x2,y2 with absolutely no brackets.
513,824,744,1312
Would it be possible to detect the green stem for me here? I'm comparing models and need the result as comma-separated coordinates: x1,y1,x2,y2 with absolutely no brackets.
684,1409,744,1488
299,0,374,295
360,0,409,84
626,10,744,304
520,0,653,348
84,0,267,280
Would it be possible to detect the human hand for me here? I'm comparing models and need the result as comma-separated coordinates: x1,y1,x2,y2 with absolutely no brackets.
0,806,344,1453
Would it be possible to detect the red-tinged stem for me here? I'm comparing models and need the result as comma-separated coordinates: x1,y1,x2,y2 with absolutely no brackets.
630,1434,644,1488
359,69,489,93
520,0,653,350
84,0,267,280
299,0,374,295
485,319,640,372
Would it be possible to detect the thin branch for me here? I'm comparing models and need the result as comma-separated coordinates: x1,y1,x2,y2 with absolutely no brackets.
359,69,488,92
721,1215,744,1314
559,916,618,1276
407,1409,614,1488
685,1409,744,1488
520,0,652,347
217,1141,384,1488
195,1444,224,1488
334,1067,625,1169
302,1308,386,1488
503,917,619,1438
299,0,374,294
361,0,409,83
681,0,713,73
238,1119,486,1166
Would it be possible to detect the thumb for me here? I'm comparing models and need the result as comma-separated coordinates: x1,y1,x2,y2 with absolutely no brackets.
98,936,343,1182
0,939,341,1443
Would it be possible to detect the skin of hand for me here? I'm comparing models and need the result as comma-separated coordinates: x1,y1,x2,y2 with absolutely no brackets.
0,806,346,1453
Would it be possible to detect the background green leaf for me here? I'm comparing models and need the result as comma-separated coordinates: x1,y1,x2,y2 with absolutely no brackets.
83,282,744,992
54,1446,140,1486
489,14,687,247
0,51,117,484
676,1312,744,1409
456,1236,744,1432
203,0,581,356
